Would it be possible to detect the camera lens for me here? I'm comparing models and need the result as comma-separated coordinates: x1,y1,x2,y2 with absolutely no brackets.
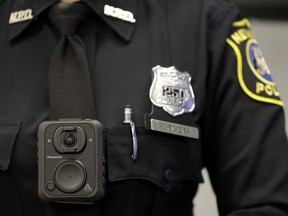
63,132,77,147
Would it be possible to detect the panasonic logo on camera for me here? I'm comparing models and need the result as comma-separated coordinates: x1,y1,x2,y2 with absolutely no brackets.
47,156,63,159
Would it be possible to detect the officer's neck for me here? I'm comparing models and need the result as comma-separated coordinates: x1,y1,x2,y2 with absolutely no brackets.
60,0,81,3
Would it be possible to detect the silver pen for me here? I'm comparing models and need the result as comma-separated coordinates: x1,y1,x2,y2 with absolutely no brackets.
123,105,138,161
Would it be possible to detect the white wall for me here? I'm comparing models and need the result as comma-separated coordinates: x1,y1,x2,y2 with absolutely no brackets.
193,19,288,216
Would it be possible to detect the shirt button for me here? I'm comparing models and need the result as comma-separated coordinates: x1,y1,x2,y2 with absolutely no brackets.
164,169,175,183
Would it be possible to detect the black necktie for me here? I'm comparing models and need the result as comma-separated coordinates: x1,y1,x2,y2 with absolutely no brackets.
48,2,96,120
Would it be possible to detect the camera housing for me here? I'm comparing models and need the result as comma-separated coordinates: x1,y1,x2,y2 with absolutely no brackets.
37,119,105,203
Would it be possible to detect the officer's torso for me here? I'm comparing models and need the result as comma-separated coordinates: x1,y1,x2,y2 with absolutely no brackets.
0,0,235,215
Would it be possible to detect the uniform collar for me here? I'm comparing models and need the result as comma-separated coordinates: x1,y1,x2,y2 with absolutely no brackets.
9,0,138,42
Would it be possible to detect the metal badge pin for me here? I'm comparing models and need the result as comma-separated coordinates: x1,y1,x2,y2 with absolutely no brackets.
123,105,138,161
104,5,136,23
9,9,34,24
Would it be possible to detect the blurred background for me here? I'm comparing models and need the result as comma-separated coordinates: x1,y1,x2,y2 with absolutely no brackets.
193,1,288,215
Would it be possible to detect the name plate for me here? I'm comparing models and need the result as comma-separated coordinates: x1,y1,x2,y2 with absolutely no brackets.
150,119,199,139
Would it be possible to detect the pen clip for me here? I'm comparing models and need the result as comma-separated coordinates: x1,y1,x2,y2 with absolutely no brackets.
123,106,138,161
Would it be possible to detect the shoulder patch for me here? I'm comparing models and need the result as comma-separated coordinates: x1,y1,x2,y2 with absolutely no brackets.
226,19,283,106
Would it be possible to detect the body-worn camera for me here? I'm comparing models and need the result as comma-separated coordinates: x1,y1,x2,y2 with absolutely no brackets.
37,119,105,203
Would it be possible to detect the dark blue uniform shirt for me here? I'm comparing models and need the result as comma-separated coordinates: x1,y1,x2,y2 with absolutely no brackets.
1,0,288,215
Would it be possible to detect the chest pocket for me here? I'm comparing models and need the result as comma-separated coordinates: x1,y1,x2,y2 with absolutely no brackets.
0,120,22,171
106,126,203,191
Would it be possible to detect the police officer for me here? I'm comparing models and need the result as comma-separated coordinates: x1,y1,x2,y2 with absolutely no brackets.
1,0,288,215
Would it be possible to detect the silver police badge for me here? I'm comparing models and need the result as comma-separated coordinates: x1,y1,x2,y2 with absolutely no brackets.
149,65,195,116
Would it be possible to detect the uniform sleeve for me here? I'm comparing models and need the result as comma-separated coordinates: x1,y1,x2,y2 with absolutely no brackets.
202,3,288,216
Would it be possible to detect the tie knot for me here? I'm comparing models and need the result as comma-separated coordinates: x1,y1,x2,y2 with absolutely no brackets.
48,2,91,35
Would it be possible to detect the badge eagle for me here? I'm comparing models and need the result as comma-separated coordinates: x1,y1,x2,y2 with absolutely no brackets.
149,65,195,116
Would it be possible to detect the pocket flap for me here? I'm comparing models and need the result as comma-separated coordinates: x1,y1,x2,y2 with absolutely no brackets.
0,120,22,171
106,126,203,192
